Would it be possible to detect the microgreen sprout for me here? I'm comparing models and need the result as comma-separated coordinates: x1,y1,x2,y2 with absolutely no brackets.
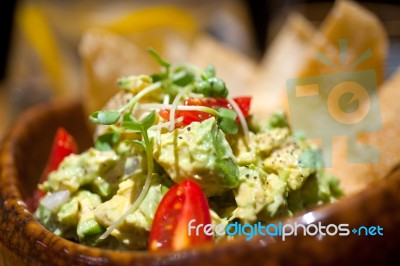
147,47,171,70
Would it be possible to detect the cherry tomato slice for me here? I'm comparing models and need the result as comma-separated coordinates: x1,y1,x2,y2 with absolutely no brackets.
159,96,251,127
232,96,251,117
159,109,211,127
27,127,78,211
185,97,251,116
149,180,212,252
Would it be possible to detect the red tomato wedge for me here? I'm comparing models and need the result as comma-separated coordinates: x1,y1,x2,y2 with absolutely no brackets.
159,96,251,127
149,180,212,252
28,127,78,211
232,96,251,117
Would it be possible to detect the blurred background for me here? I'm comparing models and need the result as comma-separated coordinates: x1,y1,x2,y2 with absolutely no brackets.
0,0,399,136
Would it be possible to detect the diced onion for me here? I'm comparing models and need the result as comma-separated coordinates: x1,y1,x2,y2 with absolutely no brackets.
40,190,70,212
124,157,141,176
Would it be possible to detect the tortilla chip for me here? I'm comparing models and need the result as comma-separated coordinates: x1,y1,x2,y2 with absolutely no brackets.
250,12,343,119
253,0,387,117
259,13,316,81
80,30,154,119
320,0,388,84
250,0,389,195
250,13,318,118
328,68,400,194
362,68,400,178
296,1,387,82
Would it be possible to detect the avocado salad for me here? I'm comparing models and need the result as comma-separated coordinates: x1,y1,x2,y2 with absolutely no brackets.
34,49,342,250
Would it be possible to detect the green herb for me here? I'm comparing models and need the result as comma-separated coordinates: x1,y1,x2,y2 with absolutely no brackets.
193,65,228,98
266,110,289,129
201,65,216,80
172,67,195,87
150,73,167,83
217,108,239,134
147,50,228,99
117,75,152,91
90,110,121,125
118,77,134,90
147,48,171,70
95,131,121,151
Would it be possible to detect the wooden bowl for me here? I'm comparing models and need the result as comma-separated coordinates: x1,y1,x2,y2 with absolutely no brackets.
0,99,399,265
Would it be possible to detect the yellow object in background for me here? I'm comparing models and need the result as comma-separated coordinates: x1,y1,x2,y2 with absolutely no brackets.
15,2,198,98
105,6,198,35
16,3,67,96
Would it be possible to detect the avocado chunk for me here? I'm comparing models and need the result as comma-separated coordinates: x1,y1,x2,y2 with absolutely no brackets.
228,127,290,166
94,173,168,249
263,139,316,190
75,190,103,245
57,198,79,227
78,219,104,237
232,165,288,223
45,148,118,194
287,170,343,213
153,118,240,196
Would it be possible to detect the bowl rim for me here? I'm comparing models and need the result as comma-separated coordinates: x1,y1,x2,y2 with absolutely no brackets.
0,98,398,265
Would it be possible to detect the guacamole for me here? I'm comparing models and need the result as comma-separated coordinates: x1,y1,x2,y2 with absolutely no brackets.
35,55,342,250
